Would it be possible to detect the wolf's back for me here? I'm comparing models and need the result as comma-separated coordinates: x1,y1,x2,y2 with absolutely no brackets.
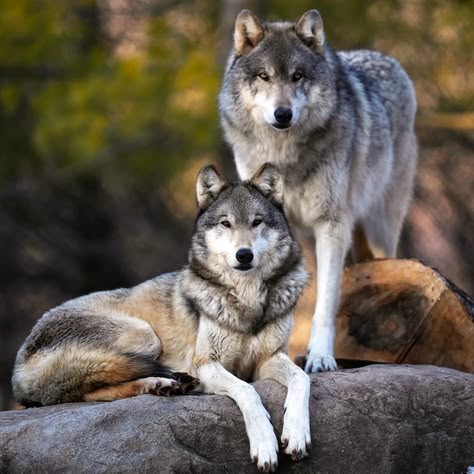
11,275,180,406
339,49,417,129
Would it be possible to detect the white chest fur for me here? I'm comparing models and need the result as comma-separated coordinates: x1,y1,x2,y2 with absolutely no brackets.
195,315,292,381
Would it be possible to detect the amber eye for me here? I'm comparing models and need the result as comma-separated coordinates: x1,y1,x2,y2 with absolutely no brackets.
292,71,303,81
220,220,231,228
252,219,262,227
258,72,269,81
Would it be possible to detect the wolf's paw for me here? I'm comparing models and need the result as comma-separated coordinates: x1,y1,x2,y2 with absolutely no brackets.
249,413,279,472
304,354,337,373
137,374,199,397
137,376,179,396
175,372,200,394
250,437,279,473
281,409,311,461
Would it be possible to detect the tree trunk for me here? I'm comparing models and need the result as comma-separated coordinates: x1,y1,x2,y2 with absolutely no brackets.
335,258,474,372
295,258,473,372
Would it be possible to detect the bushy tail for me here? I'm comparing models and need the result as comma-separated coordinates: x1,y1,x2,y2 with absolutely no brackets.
13,348,177,407
123,352,178,380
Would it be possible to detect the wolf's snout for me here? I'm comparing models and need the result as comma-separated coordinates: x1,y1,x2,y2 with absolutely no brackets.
236,248,254,265
274,107,293,125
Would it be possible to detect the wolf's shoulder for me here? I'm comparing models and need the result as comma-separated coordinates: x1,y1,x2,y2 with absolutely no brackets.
336,49,415,113
338,50,402,73
337,49,410,86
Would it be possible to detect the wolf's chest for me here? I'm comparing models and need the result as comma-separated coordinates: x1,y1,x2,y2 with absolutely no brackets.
234,132,300,180
217,334,265,381
283,181,330,228
234,135,332,227
199,315,292,382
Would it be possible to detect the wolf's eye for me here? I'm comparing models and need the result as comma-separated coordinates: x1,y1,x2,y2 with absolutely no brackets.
220,220,231,228
292,71,303,82
258,72,269,81
252,219,262,227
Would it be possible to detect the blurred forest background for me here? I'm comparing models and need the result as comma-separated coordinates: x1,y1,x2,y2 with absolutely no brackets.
1,0,473,410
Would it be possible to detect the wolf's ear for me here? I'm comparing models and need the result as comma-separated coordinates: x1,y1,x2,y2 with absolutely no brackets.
196,165,228,209
296,10,325,54
234,10,264,56
251,163,284,205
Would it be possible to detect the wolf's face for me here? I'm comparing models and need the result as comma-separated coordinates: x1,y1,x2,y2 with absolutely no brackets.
191,164,294,280
220,10,336,133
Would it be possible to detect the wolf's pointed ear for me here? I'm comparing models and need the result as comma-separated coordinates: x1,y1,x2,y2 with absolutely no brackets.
234,10,264,56
296,10,325,54
196,165,228,209
251,163,284,205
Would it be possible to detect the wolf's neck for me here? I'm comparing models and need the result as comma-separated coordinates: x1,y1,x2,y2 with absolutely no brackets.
181,265,270,334
232,129,302,180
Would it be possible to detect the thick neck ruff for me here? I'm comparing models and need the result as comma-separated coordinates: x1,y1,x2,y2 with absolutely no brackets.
183,252,308,335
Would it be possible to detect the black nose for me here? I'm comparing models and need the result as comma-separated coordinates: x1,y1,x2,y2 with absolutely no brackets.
236,248,254,265
274,107,293,124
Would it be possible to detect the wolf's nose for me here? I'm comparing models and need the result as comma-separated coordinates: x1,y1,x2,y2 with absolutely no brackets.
236,248,254,265
274,107,293,124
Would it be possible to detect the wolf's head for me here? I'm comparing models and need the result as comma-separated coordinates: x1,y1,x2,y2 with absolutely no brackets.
190,163,298,282
220,10,337,134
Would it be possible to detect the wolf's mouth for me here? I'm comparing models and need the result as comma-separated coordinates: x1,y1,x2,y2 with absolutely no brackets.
234,264,253,271
271,123,292,130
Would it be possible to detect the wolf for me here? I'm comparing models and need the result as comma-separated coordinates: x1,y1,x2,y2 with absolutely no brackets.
219,9,418,372
12,163,310,472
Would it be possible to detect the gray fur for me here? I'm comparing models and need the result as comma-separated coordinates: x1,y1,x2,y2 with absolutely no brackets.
219,10,418,372
12,164,308,397
186,172,306,335
13,166,311,470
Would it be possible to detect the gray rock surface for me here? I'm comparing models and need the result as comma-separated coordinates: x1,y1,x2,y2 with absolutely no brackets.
0,365,473,473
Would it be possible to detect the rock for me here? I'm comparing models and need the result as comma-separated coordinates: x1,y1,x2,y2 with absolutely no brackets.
0,365,472,473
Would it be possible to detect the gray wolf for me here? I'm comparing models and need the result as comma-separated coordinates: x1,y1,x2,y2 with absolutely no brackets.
219,9,418,372
12,164,310,472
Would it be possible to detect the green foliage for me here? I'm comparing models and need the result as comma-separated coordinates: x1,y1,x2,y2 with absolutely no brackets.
0,0,472,185
0,0,219,184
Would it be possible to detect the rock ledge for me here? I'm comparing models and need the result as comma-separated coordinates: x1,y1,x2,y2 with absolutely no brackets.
0,365,473,473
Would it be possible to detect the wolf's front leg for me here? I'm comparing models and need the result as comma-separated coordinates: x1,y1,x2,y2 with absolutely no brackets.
197,362,279,473
257,352,311,461
305,220,351,373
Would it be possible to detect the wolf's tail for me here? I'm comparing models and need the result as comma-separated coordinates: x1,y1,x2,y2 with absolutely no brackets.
13,348,179,407
124,352,178,379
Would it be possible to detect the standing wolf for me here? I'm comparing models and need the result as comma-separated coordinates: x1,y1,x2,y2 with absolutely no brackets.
219,9,418,372
13,164,310,472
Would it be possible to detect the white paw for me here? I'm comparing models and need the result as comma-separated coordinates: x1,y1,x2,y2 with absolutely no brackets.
248,409,279,472
305,354,337,373
281,408,311,461
137,376,178,395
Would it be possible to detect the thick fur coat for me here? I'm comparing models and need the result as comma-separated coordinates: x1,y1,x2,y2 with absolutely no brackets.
219,10,418,372
13,164,310,472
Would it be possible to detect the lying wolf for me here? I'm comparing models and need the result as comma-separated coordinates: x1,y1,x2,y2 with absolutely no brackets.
13,164,310,472
219,10,418,372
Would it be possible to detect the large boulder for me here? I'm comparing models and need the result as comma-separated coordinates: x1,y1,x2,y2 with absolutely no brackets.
0,365,472,473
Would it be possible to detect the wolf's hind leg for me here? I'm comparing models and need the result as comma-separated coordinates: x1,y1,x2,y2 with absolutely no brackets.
363,133,417,258
361,202,400,258
13,313,181,405
83,373,200,401
84,377,178,401
362,189,410,258
350,223,375,263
